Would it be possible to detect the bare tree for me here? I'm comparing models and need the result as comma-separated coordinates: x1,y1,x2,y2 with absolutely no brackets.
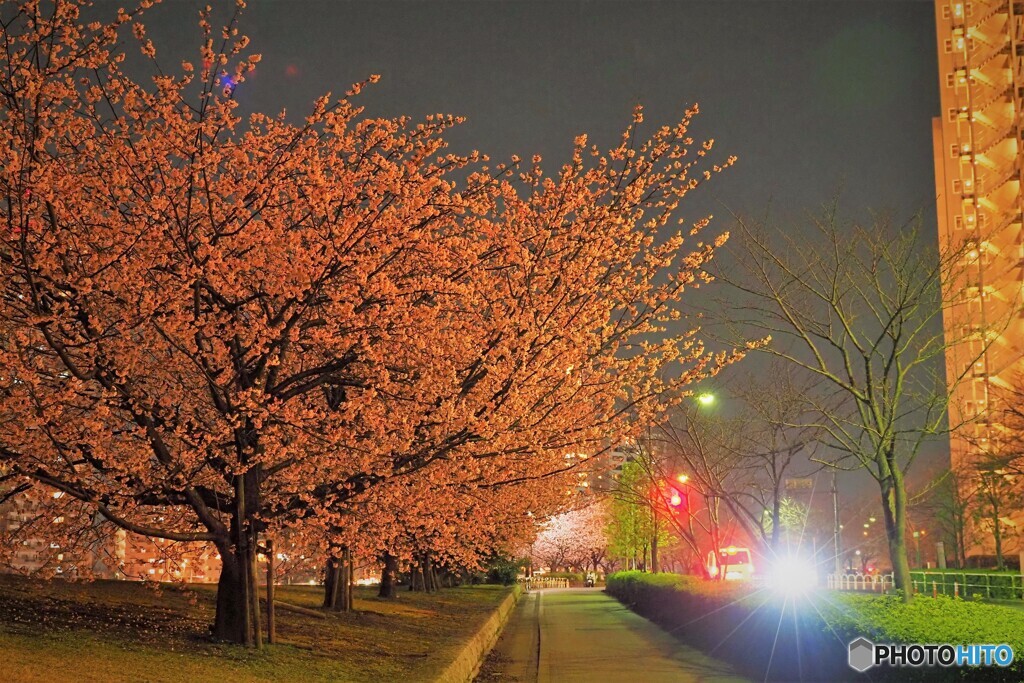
909,468,969,569
712,203,987,600
722,362,823,552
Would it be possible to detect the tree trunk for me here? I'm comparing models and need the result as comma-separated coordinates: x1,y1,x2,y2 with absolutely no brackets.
210,472,263,645
267,540,276,645
651,533,659,573
771,493,782,551
423,554,435,592
212,545,248,643
379,552,398,598
990,486,1005,570
248,536,262,649
342,546,353,611
323,556,341,609
881,471,913,602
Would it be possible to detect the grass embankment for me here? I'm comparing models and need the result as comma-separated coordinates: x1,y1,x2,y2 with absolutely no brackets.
0,574,512,683
606,571,1024,682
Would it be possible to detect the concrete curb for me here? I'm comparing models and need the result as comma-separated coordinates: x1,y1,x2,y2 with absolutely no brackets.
433,585,522,683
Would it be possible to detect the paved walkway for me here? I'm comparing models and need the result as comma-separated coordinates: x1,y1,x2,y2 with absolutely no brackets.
475,588,748,683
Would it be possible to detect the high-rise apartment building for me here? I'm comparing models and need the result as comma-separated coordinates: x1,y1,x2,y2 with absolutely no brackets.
0,492,222,582
932,0,1024,559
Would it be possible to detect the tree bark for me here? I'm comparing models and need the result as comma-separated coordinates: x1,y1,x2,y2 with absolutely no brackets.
346,548,354,610
881,469,913,602
248,535,262,649
211,474,264,645
212,545,248,643
378,552,398,598
267,540,276,645
324,556,341,608
991,488,1005,570
342,546,353,611
423,554,435,592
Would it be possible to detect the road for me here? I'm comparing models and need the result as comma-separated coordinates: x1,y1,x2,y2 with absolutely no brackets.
475,588,749,683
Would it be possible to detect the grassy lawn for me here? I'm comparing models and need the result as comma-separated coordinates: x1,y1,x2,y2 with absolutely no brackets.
0,574,513,682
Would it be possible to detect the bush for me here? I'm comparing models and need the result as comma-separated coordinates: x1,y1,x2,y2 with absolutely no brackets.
486,557,522,586
605,571,1024,682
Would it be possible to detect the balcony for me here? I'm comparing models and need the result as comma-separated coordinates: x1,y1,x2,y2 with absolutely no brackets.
973,0,1010,28
975,121,1017,154
966,34,1011,70
980,167,1019,195
972,83,1013,112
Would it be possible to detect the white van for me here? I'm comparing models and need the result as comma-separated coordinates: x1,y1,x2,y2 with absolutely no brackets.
706,546,755,581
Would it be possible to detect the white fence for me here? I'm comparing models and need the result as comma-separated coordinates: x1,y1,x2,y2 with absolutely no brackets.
828,572,1024,600
827,573,894,593
519,576,570,590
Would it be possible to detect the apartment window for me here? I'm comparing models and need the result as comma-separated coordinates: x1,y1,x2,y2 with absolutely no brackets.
948,107,959,122
951,143,960,157
955,215,964,230
944,38,954,53
946,73,956,88
953,179,963,193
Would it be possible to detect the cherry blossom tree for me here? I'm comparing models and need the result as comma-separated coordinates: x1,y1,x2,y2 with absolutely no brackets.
533,503,608,572
1,0,739,645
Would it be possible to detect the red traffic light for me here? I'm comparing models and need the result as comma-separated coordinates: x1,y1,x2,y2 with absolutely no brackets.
667,486,687,510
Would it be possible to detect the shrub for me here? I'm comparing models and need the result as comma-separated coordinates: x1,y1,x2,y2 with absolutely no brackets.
486,557,522,586
605,571,1024,682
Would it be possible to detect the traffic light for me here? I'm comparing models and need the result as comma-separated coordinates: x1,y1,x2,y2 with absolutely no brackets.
667,485,688,511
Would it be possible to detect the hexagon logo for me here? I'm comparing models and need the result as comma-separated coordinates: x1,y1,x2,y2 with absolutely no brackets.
848,637,875,672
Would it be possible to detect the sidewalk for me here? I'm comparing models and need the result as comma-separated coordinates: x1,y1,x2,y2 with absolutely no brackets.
475,588,748,683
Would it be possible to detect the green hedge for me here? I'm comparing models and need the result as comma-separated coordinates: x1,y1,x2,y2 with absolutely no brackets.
819,592,1024,656
606,570,1024,682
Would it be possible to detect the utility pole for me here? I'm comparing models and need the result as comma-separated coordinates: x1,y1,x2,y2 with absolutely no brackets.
832,472,842,577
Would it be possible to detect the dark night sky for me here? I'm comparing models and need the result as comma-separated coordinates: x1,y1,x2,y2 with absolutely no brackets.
134,0,942,509
140,0,938,219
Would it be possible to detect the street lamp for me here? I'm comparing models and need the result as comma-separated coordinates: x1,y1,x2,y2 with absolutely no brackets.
697,392,715,407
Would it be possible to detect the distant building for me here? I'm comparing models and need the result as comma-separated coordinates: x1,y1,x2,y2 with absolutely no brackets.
0,491,221,582
932,0,1024,558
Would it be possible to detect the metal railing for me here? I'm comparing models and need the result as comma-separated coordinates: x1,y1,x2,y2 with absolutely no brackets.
519,576,570,590
827,573,895,593
910,571,1024,600
827,571,1024,600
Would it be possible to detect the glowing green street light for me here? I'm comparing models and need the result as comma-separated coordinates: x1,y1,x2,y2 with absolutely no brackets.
697,392,715,407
